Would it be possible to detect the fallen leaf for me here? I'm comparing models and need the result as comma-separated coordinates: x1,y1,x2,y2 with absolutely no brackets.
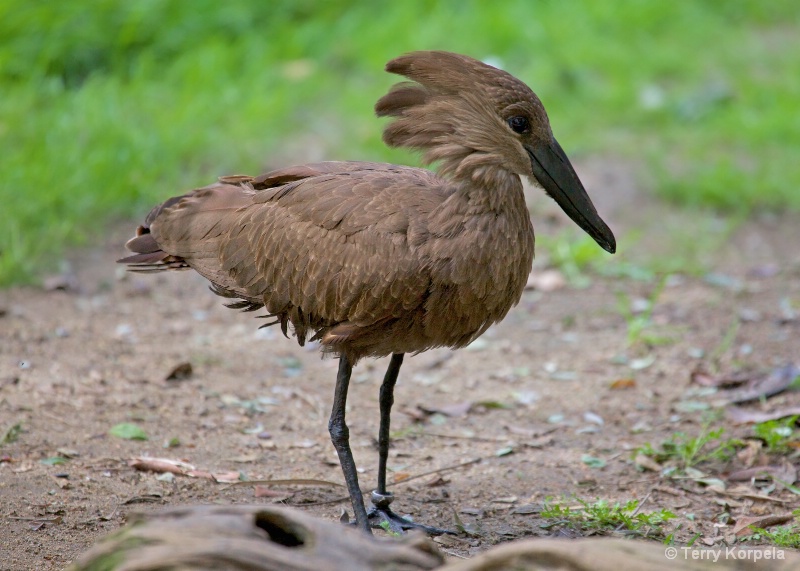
583,412,604,425
123,494,163,505
511,504,540,515
524,435,554,448
212,471,242,483
733,513,794,536
229,453,260,463
634,454,662,472
629,355,656,370
727,405,800,425
420,401,472,417
425,476,449,487
495,446,514,457
476,400,512,410
720,363,800,404
690,365,755,388
39,457,68,466
109,423,148,441
581,454,606,469
165,362,193,381
491,496,518,504
609,378,636,390
735,440,762,468
505,425,556,438
718,484,789,504
728,464,797,485
128,457,195,475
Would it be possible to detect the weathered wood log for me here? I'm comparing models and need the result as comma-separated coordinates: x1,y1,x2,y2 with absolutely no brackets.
67,505,442,571
71,504,799,570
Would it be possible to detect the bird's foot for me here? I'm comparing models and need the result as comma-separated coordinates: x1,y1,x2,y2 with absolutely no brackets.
367,491,455,536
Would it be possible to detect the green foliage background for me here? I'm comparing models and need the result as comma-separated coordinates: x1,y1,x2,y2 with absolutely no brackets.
1,1,798,284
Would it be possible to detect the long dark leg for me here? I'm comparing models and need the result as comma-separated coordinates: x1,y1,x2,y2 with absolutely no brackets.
329,355,370,534
376,353,404,495
368,353,454,535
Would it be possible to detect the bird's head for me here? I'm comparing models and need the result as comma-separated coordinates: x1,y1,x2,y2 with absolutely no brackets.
376,51,615,254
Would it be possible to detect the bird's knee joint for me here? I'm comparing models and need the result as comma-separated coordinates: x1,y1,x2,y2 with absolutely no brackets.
328,418,349,445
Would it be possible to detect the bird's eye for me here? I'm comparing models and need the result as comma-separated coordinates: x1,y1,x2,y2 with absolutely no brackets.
507,116,530,134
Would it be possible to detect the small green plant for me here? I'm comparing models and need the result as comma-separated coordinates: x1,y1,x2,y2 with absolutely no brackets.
748,524,800,549
615,276,676,347
635,426,742,470
753,416,799,454
541,497,675,538
1,422,22,445
378,520,401,537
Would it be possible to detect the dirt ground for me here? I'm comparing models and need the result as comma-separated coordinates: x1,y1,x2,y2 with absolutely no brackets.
1,161,799,570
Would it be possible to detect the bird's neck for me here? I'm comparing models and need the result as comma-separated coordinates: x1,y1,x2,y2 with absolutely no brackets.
425,166,531,241
456,165,526,216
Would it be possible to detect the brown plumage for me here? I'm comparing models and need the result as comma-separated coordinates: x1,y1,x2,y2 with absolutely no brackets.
119,51,615,535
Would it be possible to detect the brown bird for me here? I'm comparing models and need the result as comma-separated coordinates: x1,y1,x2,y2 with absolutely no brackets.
119,51,615,535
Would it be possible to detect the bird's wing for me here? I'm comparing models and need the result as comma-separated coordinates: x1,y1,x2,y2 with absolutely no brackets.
150,162,446,336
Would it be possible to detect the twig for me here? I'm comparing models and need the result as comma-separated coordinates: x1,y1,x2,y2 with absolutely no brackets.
615,491,652,533
421,431,509,443
437,548,468,559
222,478,344,489
392,457,483,487
39,410,78,427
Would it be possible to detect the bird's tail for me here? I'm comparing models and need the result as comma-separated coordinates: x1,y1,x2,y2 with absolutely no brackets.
116,226,190,273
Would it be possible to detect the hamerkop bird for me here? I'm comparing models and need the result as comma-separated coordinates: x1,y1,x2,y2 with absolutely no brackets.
119,51,616,535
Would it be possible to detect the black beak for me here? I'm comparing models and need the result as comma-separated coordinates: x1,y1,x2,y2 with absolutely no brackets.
526,138,616,254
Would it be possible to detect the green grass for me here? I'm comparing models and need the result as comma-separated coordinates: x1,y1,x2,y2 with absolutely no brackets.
753,416,800,454
749,524,800,549
541,497,676,538
2,1,799,284
635,426,743,471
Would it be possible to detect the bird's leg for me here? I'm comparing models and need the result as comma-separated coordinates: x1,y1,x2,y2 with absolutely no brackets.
376,353,403,498
329,355,371,534
368,353,454,536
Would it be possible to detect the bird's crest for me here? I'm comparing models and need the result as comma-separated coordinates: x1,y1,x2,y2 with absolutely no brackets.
375,51,550,181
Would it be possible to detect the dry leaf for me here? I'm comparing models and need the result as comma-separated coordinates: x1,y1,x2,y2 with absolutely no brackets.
727,405,800,425
212,471,242,483
229,453,260,463
165,362,193,381
733,513,794,536
425,476,450,487
419,401,472,417
728,464,797,485
719,484,789,504
609,378,636,390
524,435,554,448
735,439,762,467
720,363,800,404
634,454,662,472
128,457,195,475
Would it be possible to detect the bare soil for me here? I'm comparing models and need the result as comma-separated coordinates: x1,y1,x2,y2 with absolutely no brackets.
1,162,799,570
